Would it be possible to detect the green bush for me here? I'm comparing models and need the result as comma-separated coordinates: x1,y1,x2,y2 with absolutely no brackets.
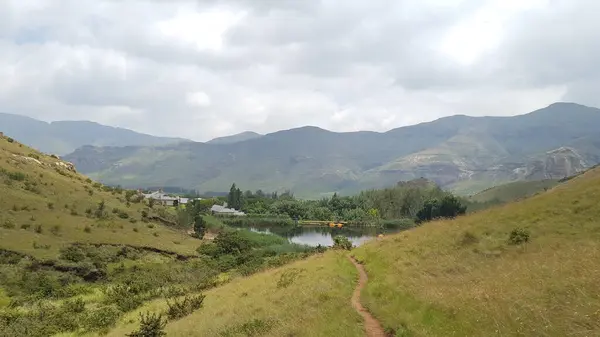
219,319,274,337
83,305,121,333
126,312,166,337
34,224,43,233
60,246,87,262
104,284,144,312
165,294,205,320
62,298,86,314
509,228,530,245
333,235,353,250
6,171,26,181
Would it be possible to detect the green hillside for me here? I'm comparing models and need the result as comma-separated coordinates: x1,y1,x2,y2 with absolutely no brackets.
469,179,560,204
351,166,600,336
94,165,600,336
0,134,199,259
64,102,600,197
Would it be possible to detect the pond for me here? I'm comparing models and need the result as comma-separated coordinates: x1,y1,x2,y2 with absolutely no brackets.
237,225,406,247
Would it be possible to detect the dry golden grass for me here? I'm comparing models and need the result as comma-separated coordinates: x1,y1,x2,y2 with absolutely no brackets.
353,167,600,336
102,251,363,337
0,136,199,259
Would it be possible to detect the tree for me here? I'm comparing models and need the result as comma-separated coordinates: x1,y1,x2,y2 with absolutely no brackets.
438,195,467,218
193,215,206,239
227,183,237,208
416,195,466,223
227,183,243,210
213,230,252,255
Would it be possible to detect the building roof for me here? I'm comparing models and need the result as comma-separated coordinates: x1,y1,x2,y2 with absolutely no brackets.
210,204,246,216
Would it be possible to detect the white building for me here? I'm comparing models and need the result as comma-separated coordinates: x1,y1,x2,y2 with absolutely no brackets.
210,204,246,216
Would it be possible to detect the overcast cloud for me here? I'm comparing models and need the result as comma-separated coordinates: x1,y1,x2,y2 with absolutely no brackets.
0,0,597,141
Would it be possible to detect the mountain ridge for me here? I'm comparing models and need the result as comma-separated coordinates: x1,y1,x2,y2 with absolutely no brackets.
61,102,600,197
0,112,190,155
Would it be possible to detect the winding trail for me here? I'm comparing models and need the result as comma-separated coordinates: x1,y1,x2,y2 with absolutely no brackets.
348,256,388,337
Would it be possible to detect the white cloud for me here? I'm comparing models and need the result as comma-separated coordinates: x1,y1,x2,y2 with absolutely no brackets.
0,0,597,142
186,91,212,107
156,7,246,51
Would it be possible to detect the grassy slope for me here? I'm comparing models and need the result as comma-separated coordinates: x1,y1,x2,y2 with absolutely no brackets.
353,167,600,336
105,251,363,337
0,136,199,259
470,179,560,203
95,166,600,337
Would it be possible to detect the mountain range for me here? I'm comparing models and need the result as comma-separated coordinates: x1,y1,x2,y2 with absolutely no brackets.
0,113,189,155
52,102,600,197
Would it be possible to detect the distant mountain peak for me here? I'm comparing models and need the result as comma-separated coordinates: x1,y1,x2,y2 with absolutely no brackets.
207,131,263,145
0,113,189,155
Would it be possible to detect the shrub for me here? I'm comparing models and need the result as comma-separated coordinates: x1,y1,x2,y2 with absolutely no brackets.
84,305,121,333
20,223,31,230
133,227,139,232
47,202,54,210
104,285,144,312
126,312,166,337
62,298,86,314
333,235,353,250
118,210,130,219
7,137,14,143
219,319,274,337
165,294,205,320
7,171,26,181
34,224,43,233
459,231,479,246
153,232,160,237
50,225,62,235
60,246,87,262
147,223,155,229
84,225,92,233
509,228,530,245
1,220,15,229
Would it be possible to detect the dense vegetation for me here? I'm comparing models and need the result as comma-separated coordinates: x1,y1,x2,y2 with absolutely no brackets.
123,165,600,337
219,181,467,227
0,135,320,336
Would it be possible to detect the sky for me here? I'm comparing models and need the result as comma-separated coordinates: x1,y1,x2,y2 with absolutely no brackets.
0,0,598,141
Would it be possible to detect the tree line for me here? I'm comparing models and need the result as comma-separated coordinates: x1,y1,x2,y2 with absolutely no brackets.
223,182,467,223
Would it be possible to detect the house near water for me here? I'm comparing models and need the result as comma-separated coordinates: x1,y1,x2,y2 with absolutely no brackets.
210,203,246,216
142,190,197,206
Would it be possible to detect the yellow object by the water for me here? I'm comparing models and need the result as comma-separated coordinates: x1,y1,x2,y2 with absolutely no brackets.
329,222,336,228
337,223,344,228
378,234,384,238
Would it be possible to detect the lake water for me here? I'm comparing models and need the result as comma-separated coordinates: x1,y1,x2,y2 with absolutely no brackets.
239,225,403,247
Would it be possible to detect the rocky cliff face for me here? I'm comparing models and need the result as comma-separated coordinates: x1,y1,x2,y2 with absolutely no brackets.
526,147,588,180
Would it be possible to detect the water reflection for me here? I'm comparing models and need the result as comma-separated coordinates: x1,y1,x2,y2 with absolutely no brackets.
241,225,402,247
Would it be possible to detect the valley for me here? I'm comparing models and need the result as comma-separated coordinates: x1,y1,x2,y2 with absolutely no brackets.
1,103,600,337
